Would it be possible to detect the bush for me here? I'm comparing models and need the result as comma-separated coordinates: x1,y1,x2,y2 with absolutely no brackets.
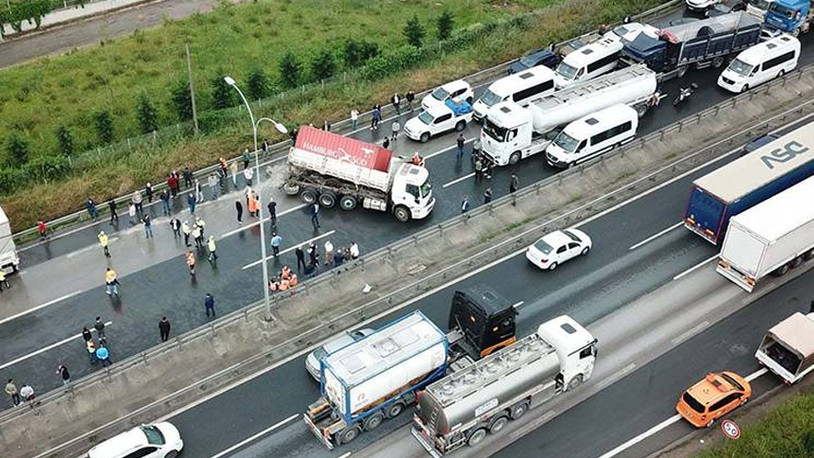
311,49,337,81
403,14,425,48
246,67,270,100
170,79,194,122
56,125,74,157
7,134,29,166
136,93,159,134
361,45,423,81
437,10,454,41
343,39,379,68
278,51,302,89
211,70,235,109
0,167,27,194
26,154,70,183
94,110,115,144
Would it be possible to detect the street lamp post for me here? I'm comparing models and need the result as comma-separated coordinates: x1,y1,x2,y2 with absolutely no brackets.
224,76,287,321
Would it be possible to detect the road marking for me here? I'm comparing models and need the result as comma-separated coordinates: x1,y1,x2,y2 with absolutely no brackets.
628,222,682,251
673,255,718,281
671,320,710,346
241,231,336,270
424,139,476,160
0,290,83,326
510,409,558,439
442,173,476,188
0,321,112,370
512,301,525,309
745,367,768,382
209,413,299,458
221,204,307,239
597,363,637,390
337,453,352,458
66,237,119,258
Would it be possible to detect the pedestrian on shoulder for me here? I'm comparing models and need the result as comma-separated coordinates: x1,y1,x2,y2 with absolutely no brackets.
159,317,171,342
186,250,196,276
98,231,110,257
195,178,203,203
96,345,111,367
86,339,97,364
192,225,203,249
483,187,493,205
182,220,192,246
270,232,283,257
382,137,390,150
108,200,119,224
132,190,143,215
170,218,181,238
82,327,92,343
0,269,8,292
461,196,471,214
105,268,120,296
406,90,415,111
94,317,105,338
207,235,218,262
457,133,465,159
350,241,360,260
86,198,98,220
19,384,34,402
295,245,306,271
167,174,179,198
159,190,171,216
242,148,251,170
38,220,47,240
391,120,400,142
128,203,137,225
324,240,334,266
267,200,277,225
351,109,359,130
5,379,20,406
208,172,219,200
142,214,153,239
145,182,154,203
310,203,321,230
204,293,215,317
183,167,193,189
56,365,70,385
391,92,401,115
509,173,519,194
187,192,196,214
243,166,254,188
235,200,243,224
323,120,331,132
230,160,238,187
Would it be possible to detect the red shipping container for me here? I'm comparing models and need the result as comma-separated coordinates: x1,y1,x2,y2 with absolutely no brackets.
295,126,392,172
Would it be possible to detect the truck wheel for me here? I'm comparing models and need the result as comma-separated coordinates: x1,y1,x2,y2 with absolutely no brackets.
803,248,814,261
740,84,749,93
393,206,411,223
283,183,300,196
363,412,385,431
455,120,466,132
712,56,725,69
773,263,790,277
386,402,405,418
509,151,521,165
488,416,509,434
677,66,688,78
467,428,488,447
635,103,649,118
509,401,529,420
319,191,337,209
337,426,361,445
790,256,803,269
300,188,318,205
420,132,430,143
567,374,584,390
339,195,357,211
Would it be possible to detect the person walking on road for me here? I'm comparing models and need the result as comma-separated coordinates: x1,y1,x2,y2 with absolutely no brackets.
86,339,97,364
96,345,111,367
94,317,106,339
142,214,153,239
20,384,34,402
159,317,171,342
183,167,193,189
105,268,120,296
128,203,137,225
204,293,215,317
295,245,306,271
351,108,359,130
461,196,471,214
208,172,219,200
229,160,239,188
0,269,10,292
145,182,153,203
270,232,283,257
192,225,203,249
483,187,493,205
170,218,181,238
56,365,70,385
235,200,243,224
310,203,321,230
243,166,254,188
371,105,382,130
457,134,465,159
391,119,400,142
132,190,144,216
182,220,192,247
391,92,401,115
186,250,197,277
82,327,92,343
194,178,203,203
406,90,415,112
5,379,20,406
98,231,110,257
159,190,171,216
509,173,519,194
207,235,218,262
324,240,334,266
108,200,119,225
187,192,196,214
267,200,277,225
86,198,98,220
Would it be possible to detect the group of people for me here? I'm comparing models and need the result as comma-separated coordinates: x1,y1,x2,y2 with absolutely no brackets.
268,265,300,293
82,322,112,367
5,378,35,407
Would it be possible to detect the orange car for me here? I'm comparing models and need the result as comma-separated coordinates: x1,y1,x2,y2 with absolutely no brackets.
676,371,752,428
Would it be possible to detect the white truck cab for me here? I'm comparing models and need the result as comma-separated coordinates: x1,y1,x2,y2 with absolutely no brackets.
0,205,19,273
389,163,435,221
480,102,558,166
404,100,473,143
537,315,597,390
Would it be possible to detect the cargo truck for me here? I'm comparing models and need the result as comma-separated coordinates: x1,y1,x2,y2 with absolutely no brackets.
283,126,435,223
0,205,19,273
717,176,814,291
480,64,657,166
764,0,812,36
622,12,762,79
304,286,519,449
684,121,814,244
412,315,597,456
755,312,814,384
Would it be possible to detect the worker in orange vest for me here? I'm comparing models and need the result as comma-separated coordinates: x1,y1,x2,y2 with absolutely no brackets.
278,277,290,291
247,192,258,218
289,273,299,287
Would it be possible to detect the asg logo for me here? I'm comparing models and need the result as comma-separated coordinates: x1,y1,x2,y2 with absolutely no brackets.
760,141,810,169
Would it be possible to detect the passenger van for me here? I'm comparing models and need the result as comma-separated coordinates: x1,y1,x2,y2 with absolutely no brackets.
717,34,800,93
553,36,623,88
472,66,556,121
545,104,638,168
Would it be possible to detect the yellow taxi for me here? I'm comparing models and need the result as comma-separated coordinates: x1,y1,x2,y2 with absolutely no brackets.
676,371,752,428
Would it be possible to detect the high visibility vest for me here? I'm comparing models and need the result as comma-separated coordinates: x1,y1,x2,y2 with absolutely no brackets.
98,234,108,246
281,267,291,280
208,239,217,252
269,281,278,292
289,275,298,287
278,279,289,291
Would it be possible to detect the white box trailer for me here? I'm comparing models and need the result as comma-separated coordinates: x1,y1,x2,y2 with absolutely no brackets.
0,205,20,273
717,176,814,292
755,312,814,384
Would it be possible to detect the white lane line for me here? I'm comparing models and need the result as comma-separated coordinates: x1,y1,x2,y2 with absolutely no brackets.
209,413,299,458
0,290,83,326
241,230,336,270
746,367,769,382
671,320,710,346
221,204,307,239
628,222,682,251
337,453,352,458
673,255,718,281
597,363,637,390
512,301,525,309
0,321,112,370
66,237,119,258
442,173,476,188
424,139,476,160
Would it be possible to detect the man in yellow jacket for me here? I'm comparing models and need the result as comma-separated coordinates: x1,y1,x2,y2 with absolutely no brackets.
98,231,110,257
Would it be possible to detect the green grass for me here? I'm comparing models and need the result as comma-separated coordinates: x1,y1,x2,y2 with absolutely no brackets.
700,390,814,458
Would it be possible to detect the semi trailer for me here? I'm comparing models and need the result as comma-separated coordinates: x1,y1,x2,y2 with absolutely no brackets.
755,312,814,384
0,205,19,273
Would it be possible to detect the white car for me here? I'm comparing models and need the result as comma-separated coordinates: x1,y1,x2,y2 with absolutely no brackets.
404,99,473,142
525,228,592,270
685,0,718,12
609,22,659,43
421,80,474,111
305,328,375,381
88,423,183,458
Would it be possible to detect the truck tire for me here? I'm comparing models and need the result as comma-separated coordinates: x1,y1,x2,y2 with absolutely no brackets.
393,206,411,223
319,191,337,209
711,56,725,69
339,195,357,211
420,132,430,143
337,426,361,445
676,66,688,78
635,103,649,118
567,374,584,390
363,412,385,431
467,428,488,447
283,183,300,196
789,256,803,269
804,248,814,261
509,151,521,165
509,401,529,420
548,262,558,271
455,120,466,132
386,402,405,418
774,263,790,276
488,416,509,434
300,188,318,205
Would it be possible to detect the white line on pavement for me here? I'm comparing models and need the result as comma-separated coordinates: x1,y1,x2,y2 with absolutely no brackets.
442,173,476,188
629,222,682,251
337,452,352,458
241,230,336,270
671,320,710,346
0,321,112,370
209,413,299,458
424,139,476,160
0,290,83,327
221,204,307,239
512,301,525,309
673,255,718,281
746,367,769,382
66,237,119,258
597,363,637,390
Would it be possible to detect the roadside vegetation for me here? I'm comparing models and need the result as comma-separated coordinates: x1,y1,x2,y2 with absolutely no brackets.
701,389,814,458
0,0,664,230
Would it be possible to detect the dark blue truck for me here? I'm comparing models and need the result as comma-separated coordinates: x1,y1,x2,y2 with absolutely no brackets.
684,122,814,244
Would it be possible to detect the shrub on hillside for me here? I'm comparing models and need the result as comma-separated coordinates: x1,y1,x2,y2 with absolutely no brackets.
7,134,29,166
403,14,425,48
278,52,302,89
170,79,194,122
343,39,379,68
211,70,236,109
246,67,270,100
311,49,337,81
136,93,159,134
56,125,74,157
94,110,115,144
437,10,454,41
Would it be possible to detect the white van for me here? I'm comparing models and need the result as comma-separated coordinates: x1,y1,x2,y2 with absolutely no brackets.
545,104,638,168
718,34,800,93
553,36,623,88
472,66,556,121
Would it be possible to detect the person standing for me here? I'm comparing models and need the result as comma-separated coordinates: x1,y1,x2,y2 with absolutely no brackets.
207,235,218,262
382,137,390,150
324,240,334,266
509,173,519,194
391,92,401,115
108,200,119,224
247,193,258,219
19,384,34,402
56,365,70,385
267,200,277,225
204,293,215,317
158,317,171,342
82,327,92,343
243,166,254,188
186,250,197,277
195,178,203,203
170,218,181,238
5,379,20,406
37,220,48,240
159,190,171,216
98,230,110,257
391,119,400,142
295,245,306,271
187,192,196,214
323,120,331,132
86,339,97,364
94,317,106,339
0,269,9,292
371,105,382,130
270,232,283,257
105,268,120,296
474,156,484,182
132,190,144,216
406,90,415,112
142,214,153,239
145,182,154,203
461,196,471,214
242,148,251,170
167,174,179,198
128,203,137,225
235,200,244,224
230,160,238,187
308,242,320,269
349,241,360,260
86,198,98,220
483,187,493,205
310,203,321,230
95,345,111,367
192,225,203,249
351,108,359,130
182,220,192,247
183,167,193,189
208,172,219,200
457,133,465,159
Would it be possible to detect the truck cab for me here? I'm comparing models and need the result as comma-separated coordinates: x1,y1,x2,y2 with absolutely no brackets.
0,205,20,273
388,162,435,222
765,0,812,35
481,102,556,166
448,285,518,359
404,99,473,143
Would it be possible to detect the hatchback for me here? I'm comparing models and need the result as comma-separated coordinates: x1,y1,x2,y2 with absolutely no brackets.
525,228,592,270
676,371,751,428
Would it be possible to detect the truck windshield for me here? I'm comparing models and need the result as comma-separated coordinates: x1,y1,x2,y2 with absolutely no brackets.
750,0,773,10
431,87,449,101
553,131,580,153
556,62,579,80
420,179,432,198
483,119,508,142
769,2,797,18
519,55,538,67
418,111,434,125
479,89,503,107
727,59,754,76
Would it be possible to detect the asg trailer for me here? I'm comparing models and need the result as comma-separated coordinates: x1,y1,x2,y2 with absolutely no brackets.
684,121,814,245
717,176,814,291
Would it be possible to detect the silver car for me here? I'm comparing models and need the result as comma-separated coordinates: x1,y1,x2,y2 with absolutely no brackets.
305,328,375,381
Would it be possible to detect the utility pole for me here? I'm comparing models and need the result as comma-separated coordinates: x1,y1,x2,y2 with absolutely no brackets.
185,42,199,136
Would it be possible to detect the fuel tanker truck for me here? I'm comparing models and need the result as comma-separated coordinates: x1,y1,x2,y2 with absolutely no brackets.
412,315,597,456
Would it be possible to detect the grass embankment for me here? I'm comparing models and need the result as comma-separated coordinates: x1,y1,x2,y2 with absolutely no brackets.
0,0,664,230
701,389,814,458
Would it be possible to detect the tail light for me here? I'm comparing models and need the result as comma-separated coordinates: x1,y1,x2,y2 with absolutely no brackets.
541,258,547,263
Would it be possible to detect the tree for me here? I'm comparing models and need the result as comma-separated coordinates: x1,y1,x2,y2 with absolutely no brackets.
403,14,425,48
311,49,337,81
343,39,379,68
136,93,159,134
94,110,115,144
246,67,270,100
437,10,455,41
170,79,194,121
56,125,74,157
7,134,28,166
211,71,235,110
278,51,302,89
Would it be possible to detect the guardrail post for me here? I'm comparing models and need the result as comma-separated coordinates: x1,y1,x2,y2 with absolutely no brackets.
696,113,702,125
360,258,365,272
175,335,183,351
437,224,443,236
209,323,216,337
677,121,683,133
141,352,148,366
535,183,540,195
511,194,517,206
413,235,419,246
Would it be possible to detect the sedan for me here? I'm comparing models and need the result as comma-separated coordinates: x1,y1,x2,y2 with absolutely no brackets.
88,423,183,458
525,228,592,270
305,328,375,381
